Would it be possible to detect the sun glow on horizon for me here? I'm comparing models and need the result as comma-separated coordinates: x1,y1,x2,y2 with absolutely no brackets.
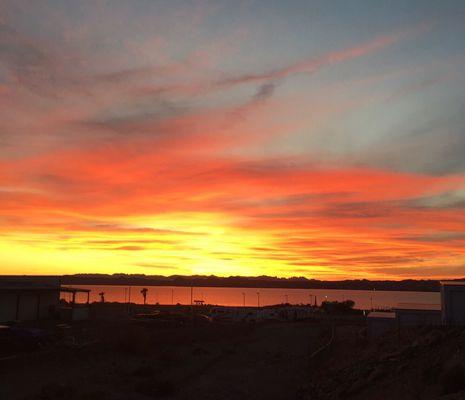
1,1,465,279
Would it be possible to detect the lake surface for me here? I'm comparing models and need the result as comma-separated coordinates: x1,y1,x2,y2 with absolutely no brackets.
63,284,441,310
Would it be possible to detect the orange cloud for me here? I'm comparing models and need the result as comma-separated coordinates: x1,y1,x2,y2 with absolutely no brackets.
2,133,464,278
1,8,463,279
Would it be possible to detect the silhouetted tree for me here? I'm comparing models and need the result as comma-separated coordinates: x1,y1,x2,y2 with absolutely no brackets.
141,288,148,305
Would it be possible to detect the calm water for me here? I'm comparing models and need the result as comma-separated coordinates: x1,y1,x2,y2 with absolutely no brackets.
63,285,440,310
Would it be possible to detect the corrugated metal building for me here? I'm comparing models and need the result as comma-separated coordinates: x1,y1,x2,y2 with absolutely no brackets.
367,311,396,337
441,281,465,325
393,303,442,327
0,276,90,322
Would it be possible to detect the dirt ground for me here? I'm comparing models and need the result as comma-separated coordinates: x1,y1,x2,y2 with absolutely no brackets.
0,318,329,400
5,307,464,400
305,325,465,400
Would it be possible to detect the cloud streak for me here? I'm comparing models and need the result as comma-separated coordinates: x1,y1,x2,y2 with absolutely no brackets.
0,2,463,279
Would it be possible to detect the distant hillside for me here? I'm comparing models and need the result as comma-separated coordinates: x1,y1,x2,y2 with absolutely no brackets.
59,273,462,292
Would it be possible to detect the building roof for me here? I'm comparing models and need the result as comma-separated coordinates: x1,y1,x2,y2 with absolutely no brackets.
0,286,59,292
0,276,61,290
394,302,441,311
368,311,396,319
440,281,465,286
0,286,90,293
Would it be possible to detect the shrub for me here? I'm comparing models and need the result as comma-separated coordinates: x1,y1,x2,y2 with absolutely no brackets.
321,300,357,314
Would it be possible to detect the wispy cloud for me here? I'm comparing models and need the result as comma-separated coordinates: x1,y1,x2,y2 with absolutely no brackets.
0,1,463,279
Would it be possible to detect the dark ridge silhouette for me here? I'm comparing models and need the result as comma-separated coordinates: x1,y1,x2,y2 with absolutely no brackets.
59,273,459,292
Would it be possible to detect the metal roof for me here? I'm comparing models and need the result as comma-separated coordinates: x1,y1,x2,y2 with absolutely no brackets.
0,286,59,291
367,311,396,319
394,302,441,311
0,286,90,293
440,281,465,286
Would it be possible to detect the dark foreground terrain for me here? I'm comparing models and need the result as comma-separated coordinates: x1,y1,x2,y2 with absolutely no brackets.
2,306,465,400
0,311,329,400
306,325,465,400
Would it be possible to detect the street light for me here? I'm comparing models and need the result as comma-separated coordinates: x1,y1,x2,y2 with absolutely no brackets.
256,292,260,308
242,292,246,307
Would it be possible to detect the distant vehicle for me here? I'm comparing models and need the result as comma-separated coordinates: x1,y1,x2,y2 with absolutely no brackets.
259,309,281,321
134,311,161,320
194,314,213,323
210,307,260,323
210,307,239,322
0,325,56,356
134,311,211,326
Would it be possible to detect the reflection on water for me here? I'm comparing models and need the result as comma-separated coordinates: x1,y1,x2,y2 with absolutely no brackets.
62,285,441,310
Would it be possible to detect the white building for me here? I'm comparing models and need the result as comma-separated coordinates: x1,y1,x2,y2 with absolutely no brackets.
441,281,465,325
393,303,442,327
367,311,396,337
367,303,441,338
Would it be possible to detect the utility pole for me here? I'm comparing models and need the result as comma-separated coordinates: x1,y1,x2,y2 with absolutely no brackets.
190,284,194,323
256,292,260,308
242,292,246,307
171,288,174,305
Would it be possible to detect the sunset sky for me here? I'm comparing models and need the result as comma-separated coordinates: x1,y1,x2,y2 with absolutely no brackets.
1,1,465,279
